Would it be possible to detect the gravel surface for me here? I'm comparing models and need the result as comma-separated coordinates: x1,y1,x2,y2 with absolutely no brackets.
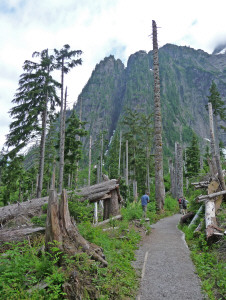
133,214,205,300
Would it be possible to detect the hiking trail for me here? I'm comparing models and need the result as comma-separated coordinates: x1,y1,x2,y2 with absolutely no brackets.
133,214,205,300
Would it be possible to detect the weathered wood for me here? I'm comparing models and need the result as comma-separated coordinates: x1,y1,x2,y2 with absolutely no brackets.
88,135,92,186
45,189,107,266
0,227,45,244
152,20,165,211
93,215,122,227
208,102,218,174
197,190,226,202
176,143,183,199
205,181,222,239
191,181,210,189
0,179,121,226
180,212,195,225
0,196,49,225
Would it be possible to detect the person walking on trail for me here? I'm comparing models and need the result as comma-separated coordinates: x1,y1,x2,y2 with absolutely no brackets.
181,197,189,215
178,197,183,214
141,191,150,218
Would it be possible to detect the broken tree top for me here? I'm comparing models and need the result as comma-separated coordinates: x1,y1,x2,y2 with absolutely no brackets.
74,179,121,202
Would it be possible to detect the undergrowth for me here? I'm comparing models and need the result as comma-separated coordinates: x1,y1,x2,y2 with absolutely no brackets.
1,194,178,299
179,202,226,300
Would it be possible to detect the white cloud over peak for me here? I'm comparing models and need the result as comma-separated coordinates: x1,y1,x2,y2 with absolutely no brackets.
0,0,226,150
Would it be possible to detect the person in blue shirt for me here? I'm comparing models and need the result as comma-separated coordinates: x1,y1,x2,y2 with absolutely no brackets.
141,191,150,218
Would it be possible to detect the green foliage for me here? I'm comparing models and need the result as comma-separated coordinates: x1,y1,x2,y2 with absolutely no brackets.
207,81,226,121
185,132,200,177
78,220,141,299
31,214,47,227
63,110,87,188
0,241,66,300
6,49,61,157
181,213,226,300
68,198,94,223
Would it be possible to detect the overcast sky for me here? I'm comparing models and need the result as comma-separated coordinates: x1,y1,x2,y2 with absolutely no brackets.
1,0,226,151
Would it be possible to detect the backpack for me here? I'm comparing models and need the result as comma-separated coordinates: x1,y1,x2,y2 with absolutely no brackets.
182,198,187,208
178,198,182,204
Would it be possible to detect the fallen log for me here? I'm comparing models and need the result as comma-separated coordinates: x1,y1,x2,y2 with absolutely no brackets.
180,212,195,225
74,179,120,202
191,181,210,189
0,227,45,244
0,179,122,226
0,196,49,226
197,190,226,202
93,215,122,227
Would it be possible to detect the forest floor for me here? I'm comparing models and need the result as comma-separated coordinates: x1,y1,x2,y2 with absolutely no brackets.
133,214,206,300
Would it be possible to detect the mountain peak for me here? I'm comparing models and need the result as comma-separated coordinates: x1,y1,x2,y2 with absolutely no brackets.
212,42,226,55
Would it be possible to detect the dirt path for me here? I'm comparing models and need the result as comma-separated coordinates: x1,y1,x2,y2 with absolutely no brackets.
133,214,205,300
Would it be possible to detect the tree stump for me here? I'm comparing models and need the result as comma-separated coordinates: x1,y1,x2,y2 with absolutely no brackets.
45,189,107,266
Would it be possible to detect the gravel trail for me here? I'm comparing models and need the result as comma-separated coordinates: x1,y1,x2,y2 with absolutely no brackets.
133,214,205,300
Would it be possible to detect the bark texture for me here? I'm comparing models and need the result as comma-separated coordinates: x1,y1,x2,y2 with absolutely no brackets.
208,103,218,174
176,143,183,199
152,20,165,210
45,189,107,266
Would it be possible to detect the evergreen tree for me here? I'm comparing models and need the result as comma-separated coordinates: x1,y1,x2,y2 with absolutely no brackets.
207,81,226,122
6,49,61,197
64,110,87,188
0,155,29,205
185,132,200,177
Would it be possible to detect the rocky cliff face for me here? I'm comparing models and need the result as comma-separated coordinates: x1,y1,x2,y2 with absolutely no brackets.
74,44,226,158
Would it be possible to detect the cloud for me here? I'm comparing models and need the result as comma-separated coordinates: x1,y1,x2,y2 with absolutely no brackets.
0,0,226,150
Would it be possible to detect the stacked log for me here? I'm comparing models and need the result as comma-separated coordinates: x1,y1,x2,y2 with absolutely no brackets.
192,174,225,239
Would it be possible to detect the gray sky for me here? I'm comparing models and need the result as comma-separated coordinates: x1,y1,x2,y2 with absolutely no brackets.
1,0,226,151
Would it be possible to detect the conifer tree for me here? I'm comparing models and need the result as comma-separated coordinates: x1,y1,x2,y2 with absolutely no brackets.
6,49,61,198
64,110,87,188
185,132,200,177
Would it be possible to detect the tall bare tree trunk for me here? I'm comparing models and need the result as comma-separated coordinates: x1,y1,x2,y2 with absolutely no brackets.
118,131,122,176
59,86,67,194
176,143,183,199
169,159,175,197
146,146,150,193
75,97,83,187
152,20,165,210
59,56,65,193
100,134,103,182
88,135,92,186
126,140,129,186
208,102,217,174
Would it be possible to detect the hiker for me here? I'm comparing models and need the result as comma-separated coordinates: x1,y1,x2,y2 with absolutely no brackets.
178,197,183,214
181,197,188,215
141,191,150,219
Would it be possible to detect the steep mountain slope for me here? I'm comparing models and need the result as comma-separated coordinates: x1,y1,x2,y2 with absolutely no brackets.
74,44,226,159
